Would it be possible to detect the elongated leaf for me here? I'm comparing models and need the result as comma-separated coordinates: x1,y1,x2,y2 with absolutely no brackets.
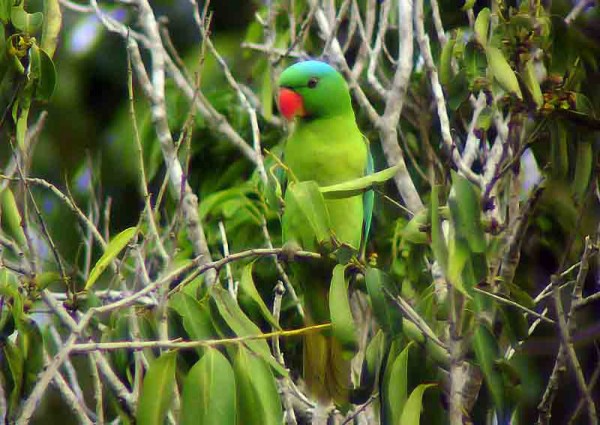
10,6,43,33
365,267,402,335
85,227,136,290
239,262,280,329
461,0,475,11
1,0,10,21
28,44,56,101
447,236,471,296
358,329,386,398
3,340,24,415
0,302,15,341
464,41,487,82
1,188,26,247
381,339,401,423
486,46,523,99
210,287,286,376
474,8,491,47
137,351,177,425
320,164,400,198
473,324,505,413
387,342,413,424
521,59,543,108
329,264,357,357
199,186,255,220
41,0,62,58
449,172,486,253
17,317,44,393
265,163,284,211
14,89,30,148
439,37,456,86
571,140,592,201
180,348,236,425
232,346,283,425
34,271,61,290
399,383,436,425
169,292,216,354
283,181,331,249
362,142,375,251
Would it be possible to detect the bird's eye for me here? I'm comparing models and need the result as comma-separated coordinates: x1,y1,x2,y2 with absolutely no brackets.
307,77,319,89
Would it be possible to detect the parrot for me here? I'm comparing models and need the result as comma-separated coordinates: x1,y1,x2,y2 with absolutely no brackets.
277,60,373,407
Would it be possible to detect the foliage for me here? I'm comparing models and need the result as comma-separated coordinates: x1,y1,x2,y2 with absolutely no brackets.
0,0,599,424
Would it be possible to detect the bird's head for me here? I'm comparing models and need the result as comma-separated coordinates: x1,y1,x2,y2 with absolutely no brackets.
277,60,353,121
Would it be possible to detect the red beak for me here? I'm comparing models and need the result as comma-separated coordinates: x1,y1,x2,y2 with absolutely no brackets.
278,88,305,120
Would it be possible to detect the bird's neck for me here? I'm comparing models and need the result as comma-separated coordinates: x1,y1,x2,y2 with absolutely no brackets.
295,112,357,131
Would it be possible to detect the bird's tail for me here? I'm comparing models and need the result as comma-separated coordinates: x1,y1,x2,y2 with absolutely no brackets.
303,329,351,406
302,278,351,407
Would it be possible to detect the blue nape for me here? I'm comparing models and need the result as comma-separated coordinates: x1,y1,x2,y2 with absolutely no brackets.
285,60,337,76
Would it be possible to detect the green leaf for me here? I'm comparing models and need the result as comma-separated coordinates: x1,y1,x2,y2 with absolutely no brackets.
401,210,429,244
439,37,456,86
14,88,31,147
464,42,487,83
0,303,15,342
0,271,22,320
329,264,357,357
283,180,332,250
265,163,284,211
486,46,523,99
10,5,43,33
320,164,400,198
399,383,436,425
239,262,280,329
472,324,505,413
34,271,62,290
85,227,137,290
357,329,386,397
449,171,485,254
447,70,470,111
461,0,475,11
447,236,471,296
180,348,236,425
1,0,11,22
521,59,543,108
231,346,283,425
571,140,592,201
476,107,493,131
199,186,255,220
28,43,57,101
365,267,402,336
1,188,26,247
169,292,216,353
210,287,286,376
41,0,62,58
17,316,44,394
3,339,24,415
137,351,178,425
474,8,491,48
386,342,413,424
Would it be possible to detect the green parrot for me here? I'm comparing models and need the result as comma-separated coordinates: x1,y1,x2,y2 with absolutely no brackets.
277,60,373,406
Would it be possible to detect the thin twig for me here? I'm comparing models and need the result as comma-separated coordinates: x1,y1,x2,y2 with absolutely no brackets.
70,323,331,353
